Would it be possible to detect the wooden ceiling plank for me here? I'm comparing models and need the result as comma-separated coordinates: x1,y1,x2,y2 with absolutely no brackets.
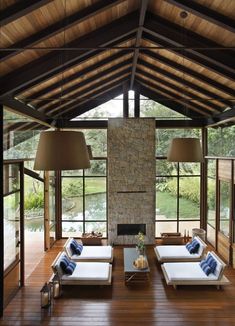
49,73,129,116
142,47,235,98
144,12,235,81
0,11,139,99
0,0,53,27
15,33,135,97
0,0,126,62
58,82,126,121
207,107,235,126
130,0,149,89
36,58,132,110
136,74,211,116
22,50,129,101
138,57,231,108
1,98,52,127
165,0,235,33
136,82,200,119
136,67,220,114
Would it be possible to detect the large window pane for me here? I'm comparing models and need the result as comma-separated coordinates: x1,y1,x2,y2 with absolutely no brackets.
3,164,20,194
155,221,177,237
208,125,235,157
85,160,106,176
219,180,230,237
62,178,83,220
156,160,177,176
85,222,107,237
62,222,83,237
85,179,106,221
179,221,200,237
179,177,200,220
156,177,177,220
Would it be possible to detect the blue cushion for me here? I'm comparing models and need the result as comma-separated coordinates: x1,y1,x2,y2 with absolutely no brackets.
60,257,69,273
206,254,217,273
191,241,200,253
186,243,194,254
70,241,83,255
65,262,76,275
186,239,200,254
70,242,79,255
76,243,83,255
200,260,212,276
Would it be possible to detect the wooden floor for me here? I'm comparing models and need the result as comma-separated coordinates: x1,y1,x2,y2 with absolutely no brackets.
1,241,235,326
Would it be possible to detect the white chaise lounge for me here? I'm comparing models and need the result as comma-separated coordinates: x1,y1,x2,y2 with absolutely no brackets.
64,237,113,263
51,252,112,286
161,251,230,289
154,236,207,263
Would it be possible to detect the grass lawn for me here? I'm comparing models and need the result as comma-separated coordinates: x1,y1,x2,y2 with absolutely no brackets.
156,191,200,219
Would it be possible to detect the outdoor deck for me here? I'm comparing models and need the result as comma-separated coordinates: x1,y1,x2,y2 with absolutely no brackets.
1,241,235,326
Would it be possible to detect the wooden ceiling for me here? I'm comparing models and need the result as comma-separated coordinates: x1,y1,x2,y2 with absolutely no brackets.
0,0,235,127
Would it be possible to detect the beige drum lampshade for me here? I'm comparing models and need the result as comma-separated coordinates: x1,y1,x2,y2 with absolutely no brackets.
167,138,203,162
34,130,91,170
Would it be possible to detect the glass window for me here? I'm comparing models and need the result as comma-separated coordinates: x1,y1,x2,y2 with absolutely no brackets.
208,125,235,157
179,177,200,220
155,221,177,237
156,177,177,220
219,180,230,237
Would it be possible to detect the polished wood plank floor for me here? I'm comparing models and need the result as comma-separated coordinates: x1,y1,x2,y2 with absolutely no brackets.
1,241,235,326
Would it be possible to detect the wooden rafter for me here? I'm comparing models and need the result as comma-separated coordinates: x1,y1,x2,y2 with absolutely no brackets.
33,58,132,110
165,0,235,33
58,83,126,121
138,58,229,109
141,46,235,98
0,0,126,62
207,107,235,126
45,68,130,115
144,12,235,81
130,0,149,89
136,75,211,117
0,0,53,27
136,66,222,113
22,50,131,102
137,82,202,119
0,11,139,99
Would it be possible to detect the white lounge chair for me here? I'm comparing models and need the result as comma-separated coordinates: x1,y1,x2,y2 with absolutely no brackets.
154,236,207,262
161,251,230,289
63,237,113,263
51,252,112,286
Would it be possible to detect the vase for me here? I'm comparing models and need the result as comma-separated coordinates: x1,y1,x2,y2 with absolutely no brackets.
136,246,145,256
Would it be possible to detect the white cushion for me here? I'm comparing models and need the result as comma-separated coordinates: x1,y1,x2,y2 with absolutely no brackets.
163,262,218,281
61,262,110,281
72,246,112,260
156,245,201,259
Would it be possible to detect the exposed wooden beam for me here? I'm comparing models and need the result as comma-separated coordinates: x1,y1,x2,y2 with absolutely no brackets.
207,107,235,126
24,168,44,182
130,0,149,89
0,0,53,27
144,12,235,81
0,11,138,98
165,0,235,33
0,0,126,62
58,83,125,121
1,98,52,127
138,57,229,109
136,66,221,114
60,120,108,129
123,82,129,117
134,84,140,117
23,50,130,102
35,58,132,110
141,47,235,99
137,82,201,119
156,119,207,128
45,69,130,115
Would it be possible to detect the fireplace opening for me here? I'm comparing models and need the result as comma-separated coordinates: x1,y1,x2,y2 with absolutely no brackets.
117,224,146,236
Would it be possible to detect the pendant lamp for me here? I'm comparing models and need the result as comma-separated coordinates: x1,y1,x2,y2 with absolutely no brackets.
167,138,203,162
34,130,90,170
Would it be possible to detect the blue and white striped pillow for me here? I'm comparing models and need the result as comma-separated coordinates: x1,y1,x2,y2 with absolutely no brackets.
65,262,76,275
206,254,217,273
200,260,212,276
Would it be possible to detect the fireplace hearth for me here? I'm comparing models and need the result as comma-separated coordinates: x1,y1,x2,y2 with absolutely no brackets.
117,224,146,236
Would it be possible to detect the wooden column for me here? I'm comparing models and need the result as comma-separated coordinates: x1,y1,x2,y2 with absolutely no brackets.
123,83,129,118
0,105,3,317
201,127,207,230
134,87,140,118
19,162,25,287
55,171,62,240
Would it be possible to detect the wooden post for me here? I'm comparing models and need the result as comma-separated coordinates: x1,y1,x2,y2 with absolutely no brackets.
123,83,129,118
0,105,3,316
134,87,140,118
201,127,207,231
19,162,25,287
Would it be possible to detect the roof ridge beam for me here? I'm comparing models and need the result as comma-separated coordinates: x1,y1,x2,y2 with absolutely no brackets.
165,0,235,33
0,11,139,98
0,0,126,62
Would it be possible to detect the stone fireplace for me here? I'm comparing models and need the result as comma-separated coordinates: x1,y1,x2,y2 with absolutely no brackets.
108,118,155,245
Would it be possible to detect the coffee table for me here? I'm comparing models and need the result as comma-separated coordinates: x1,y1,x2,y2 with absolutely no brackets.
123,248,150,284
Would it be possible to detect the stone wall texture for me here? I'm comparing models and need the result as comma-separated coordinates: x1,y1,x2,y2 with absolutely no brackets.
108,118,156,245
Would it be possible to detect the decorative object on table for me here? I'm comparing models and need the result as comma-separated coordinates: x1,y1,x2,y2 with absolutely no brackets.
40,282,51,308
161,232,183,245
50,273,61,299
135,231,145,256
133,255,148,270
81,231,103,245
